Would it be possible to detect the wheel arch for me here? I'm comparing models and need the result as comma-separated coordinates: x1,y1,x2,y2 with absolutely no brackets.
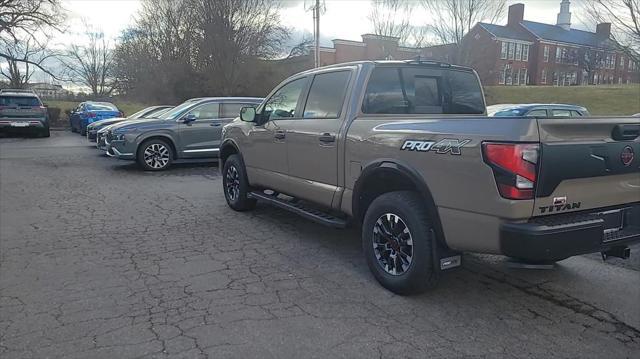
137,134,178,158
219,139,242,169
352,160,448,248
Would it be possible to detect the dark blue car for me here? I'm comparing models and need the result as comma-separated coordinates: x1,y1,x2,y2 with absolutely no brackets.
70,101,123,136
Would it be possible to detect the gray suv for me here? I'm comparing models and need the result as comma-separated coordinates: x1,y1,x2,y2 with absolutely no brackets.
106,97,262,170
0,89,49,137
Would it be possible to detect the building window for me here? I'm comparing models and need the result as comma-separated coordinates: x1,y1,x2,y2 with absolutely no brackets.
543,46,549,62
500,41,508,60
505,64,513,85
541,69,547,84
515,43,522,61
619,55,624,68
555,47,561,62
508,43,515,60
522,44,529,62
553,71,559,86
520,68,527,85
514,68,520,85
618,77,622,84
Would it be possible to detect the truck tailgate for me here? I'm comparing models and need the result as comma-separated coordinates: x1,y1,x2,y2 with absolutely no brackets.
534,117,640,216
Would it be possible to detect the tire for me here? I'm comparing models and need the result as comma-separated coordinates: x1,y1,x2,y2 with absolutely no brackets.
80,125,86,137
222,154,256,211
70,122,77,133
137,138,174,171
41,126,50,138
362,191,439,295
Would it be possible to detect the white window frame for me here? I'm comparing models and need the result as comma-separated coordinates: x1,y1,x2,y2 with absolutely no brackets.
522,44,529,62
515,43,522,61
555,47,561,63
541,69,547,84
500,41,508,60
508,43,515,60
543,46,549,62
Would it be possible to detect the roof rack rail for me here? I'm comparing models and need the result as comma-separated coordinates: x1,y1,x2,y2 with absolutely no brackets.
403,56,452,68
0,89,37,94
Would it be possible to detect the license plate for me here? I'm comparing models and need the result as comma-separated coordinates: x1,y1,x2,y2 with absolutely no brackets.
599,209,625,233
11,122,29,127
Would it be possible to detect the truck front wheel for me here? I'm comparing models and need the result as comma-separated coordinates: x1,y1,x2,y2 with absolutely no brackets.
362,191,439,295
223,154,256,211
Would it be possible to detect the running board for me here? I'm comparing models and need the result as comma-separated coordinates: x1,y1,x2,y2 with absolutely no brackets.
249,191,347,228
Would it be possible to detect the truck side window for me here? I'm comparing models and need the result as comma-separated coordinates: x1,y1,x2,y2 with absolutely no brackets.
263,78,306,121
527,109,547,117
447,70,485,114
303,71,350,119
551,109,571,117
362,67,406,114
363,67,444,114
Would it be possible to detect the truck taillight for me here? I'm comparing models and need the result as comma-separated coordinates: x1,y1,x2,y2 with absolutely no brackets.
482,142,539,200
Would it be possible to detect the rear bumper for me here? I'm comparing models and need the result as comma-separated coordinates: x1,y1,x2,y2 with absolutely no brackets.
0,120,46,132
501,203,640,261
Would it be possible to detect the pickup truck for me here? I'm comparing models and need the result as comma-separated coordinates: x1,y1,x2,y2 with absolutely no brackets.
220,60,640,294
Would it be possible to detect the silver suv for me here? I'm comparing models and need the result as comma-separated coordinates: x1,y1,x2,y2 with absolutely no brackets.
0,89,49,137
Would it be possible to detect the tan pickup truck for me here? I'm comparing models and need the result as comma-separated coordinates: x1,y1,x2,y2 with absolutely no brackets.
219,60,640,294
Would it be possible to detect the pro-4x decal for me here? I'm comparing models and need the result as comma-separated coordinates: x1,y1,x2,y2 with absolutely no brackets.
401,138,471,155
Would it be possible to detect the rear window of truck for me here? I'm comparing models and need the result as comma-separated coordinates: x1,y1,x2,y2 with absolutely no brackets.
362,66,484,115
0,96,41,107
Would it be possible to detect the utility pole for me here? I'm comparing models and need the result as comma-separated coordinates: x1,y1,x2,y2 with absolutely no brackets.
313,0,320,68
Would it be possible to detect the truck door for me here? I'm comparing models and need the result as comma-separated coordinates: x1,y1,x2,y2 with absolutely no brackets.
242,77,308,192
283,70,352,208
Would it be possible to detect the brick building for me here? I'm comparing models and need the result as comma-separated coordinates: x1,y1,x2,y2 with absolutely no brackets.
461,1,640,86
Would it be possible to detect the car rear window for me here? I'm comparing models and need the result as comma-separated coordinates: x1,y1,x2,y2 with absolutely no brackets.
86,103,117,111
362,66,484,115
0,96,41,107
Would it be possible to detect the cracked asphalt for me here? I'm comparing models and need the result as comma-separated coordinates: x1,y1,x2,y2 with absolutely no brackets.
1,131,639,359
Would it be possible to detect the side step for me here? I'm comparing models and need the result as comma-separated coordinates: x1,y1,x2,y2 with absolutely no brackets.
249,191,348,228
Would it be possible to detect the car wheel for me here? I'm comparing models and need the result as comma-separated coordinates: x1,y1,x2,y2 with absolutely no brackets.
80,126,86,136
137,139,173,171
223,154,256,211
41,126,50,138
362,191,439,295
70,122,77,133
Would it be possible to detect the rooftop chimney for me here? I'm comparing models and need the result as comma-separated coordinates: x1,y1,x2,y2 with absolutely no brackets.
596,23,612,39
507,4,525,26
556,0,571,30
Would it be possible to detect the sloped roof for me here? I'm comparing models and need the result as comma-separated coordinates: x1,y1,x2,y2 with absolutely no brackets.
521,20,616,49
478,23,534,42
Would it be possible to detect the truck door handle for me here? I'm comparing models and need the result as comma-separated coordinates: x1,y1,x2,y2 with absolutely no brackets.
274,131,286,140
210,123,221,127
319,133,335,143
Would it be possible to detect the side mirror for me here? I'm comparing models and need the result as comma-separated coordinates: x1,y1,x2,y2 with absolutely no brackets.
183,114,197,124
240,107,256,122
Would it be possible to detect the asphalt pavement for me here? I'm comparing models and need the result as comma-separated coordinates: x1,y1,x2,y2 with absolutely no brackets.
1,131,638,358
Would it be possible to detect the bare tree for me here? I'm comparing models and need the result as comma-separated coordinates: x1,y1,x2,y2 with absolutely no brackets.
0,0,63,78
584,0,640,63
422,0,506,45
190,0,289,95
62,25,116,97
368,0,414,45
0,35,54,87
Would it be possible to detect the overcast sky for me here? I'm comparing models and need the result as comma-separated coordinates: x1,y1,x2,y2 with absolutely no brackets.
60,0,590,46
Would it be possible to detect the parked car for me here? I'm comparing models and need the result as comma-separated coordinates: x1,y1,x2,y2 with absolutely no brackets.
487,103,590,117
87,105,173,142
70,101,123,136
633,113,640,117
106,97,263,170
0,89,49,137
220,60,640,294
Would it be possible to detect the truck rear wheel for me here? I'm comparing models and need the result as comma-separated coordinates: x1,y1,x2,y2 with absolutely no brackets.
223,154,256,211
362,191,439,295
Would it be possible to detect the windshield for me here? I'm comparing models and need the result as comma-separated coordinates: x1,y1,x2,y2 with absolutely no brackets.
86,102,118,111
159,100,199,120
128,107,154,119
0,96,41,107
150,107,172,117
492,108,526,117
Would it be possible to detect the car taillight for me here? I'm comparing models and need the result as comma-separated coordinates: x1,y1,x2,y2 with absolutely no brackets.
88,112,97,118
482,142,539,200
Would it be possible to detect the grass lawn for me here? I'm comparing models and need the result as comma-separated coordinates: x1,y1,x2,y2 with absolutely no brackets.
46,100,150,118
484,85,640,115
